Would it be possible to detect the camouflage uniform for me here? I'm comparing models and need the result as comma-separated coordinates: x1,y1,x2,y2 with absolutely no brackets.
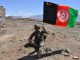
28,30,46,46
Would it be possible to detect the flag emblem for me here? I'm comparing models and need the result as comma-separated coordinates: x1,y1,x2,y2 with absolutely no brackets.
57,9,69,22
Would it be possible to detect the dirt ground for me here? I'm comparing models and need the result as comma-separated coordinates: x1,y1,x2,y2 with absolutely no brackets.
0,18,80,60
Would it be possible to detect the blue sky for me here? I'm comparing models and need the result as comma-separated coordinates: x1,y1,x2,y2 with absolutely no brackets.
0,0,80,17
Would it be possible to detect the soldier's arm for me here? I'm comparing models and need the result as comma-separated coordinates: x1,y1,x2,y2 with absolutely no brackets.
42,26,48,34
28,31,35,44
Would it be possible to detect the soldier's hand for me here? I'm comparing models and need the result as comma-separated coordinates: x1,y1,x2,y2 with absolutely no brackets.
40,41,44,47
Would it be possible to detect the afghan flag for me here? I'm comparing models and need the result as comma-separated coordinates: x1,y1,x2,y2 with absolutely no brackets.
43,2,78,28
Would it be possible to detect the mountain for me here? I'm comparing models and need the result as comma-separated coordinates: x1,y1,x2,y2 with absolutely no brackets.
29,14,80,22
6,14,80,22
29,15,43,19
6,16,23,19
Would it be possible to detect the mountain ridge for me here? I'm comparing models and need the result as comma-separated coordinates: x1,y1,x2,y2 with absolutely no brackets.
29,14,80,22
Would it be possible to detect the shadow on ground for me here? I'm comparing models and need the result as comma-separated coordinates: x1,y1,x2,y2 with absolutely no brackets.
17,43,63,60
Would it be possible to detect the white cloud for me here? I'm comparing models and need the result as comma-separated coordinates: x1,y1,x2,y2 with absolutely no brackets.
6,13,11,16
6,11,33,17
18,10,33,17
6,11,42,17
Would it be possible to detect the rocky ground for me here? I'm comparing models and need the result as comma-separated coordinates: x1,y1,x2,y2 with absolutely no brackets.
0,18,80,60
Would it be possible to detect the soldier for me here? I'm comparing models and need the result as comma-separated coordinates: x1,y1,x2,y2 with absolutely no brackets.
28,24,48,58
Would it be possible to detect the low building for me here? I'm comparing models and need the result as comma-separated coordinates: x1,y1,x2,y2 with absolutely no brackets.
0,6,5,28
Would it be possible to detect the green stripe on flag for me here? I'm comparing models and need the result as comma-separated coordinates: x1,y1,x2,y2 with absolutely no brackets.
67,8,78,28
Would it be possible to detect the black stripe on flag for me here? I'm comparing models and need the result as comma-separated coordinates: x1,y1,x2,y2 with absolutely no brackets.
43,2,58,25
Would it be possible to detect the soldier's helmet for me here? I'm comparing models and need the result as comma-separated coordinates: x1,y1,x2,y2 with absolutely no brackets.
34,24,42,29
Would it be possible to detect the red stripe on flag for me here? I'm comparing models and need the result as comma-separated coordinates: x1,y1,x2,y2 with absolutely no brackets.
55,5,69,27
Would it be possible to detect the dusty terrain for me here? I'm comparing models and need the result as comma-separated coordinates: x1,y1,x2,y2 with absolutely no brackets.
0,18,80,60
